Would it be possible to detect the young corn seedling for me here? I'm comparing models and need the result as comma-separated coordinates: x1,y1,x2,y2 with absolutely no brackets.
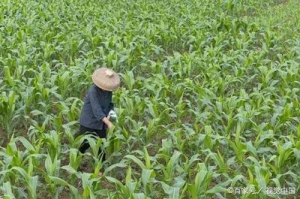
68,148,82,172
270,141,294,175
160,150,182,184
48,176,80,199
187,163,213,199
4,166,39,199
56,71,72,99
0,90,18,137
228,122,246,163
43,154,63,197
42,130,61,160
160,182,181,199
80,172,100,199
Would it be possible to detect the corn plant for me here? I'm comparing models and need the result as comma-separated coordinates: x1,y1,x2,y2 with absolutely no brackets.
0,91,18,137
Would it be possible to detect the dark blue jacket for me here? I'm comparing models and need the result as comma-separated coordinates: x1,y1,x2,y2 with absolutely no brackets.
79,84,114,130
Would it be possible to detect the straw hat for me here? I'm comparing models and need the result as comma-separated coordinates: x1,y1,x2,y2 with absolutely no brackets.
92,67,120,91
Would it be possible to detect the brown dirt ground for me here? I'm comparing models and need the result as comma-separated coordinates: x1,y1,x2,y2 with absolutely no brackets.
0,126,8,146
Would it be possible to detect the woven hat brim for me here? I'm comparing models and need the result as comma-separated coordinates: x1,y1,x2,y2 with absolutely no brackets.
92,68,120,91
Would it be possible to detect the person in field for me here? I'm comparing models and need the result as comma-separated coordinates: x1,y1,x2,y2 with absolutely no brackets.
75,67,120,177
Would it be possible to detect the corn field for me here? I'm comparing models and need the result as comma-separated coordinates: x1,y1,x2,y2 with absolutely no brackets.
0,0,299,198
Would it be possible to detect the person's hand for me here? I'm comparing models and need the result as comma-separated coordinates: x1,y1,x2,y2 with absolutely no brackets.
107,121,114,129
102,117,114,129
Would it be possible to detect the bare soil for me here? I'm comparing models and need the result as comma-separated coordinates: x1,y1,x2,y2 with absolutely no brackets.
0,126,8,146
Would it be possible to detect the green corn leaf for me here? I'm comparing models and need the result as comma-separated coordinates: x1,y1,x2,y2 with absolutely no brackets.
206,185,227,194
134,193,148,199
4,66,15,87
165,151,182,180
125,155,146,169
125,165,132,184
45,155,53,175
28,175,38,199
141,169,152,193
1,181,16,199
61,165,80,177
144,147,151,169
103,162,127,175
169,187,180,199
15,136,35,152
49,176,80,198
